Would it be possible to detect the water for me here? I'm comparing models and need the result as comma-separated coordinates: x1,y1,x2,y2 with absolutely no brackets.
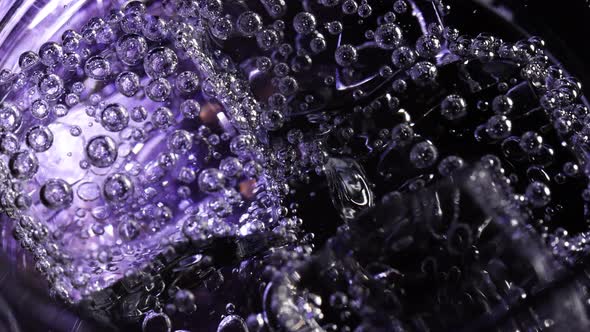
0,0,589,331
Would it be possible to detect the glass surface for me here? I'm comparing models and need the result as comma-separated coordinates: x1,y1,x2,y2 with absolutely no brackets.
0,1,590,331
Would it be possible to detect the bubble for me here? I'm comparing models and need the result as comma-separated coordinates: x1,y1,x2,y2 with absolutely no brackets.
391,123,414,146
357,2,372,17
379,65,393,78
9,150,38,179
19,51,40,70
167,130,193,153
174,289,196,313
443,26,459,41
198,168,226,193
40,179,74,209
71,82,85,94
278,76,299,95
563,162,580,177
96,24,116,44
63,53,82,71
84,56,112,80
416,34,442,58
0,103,22,132
259,0,286,17
230,135,252,157
77,182,101,201
335,44,358,67
177,166,196,184
180,99,201,119
255,57,272,73
144,47,178,78
293,12,317,35
292,54,313,73
211,17,234,40
131,106,148,122
122,0,144,14
410,141,438,169
82,15,105,31
86,135,118,168
440,94,468,120
103,173,134,202
256,28,280,51
526,181,551,208
393,0,408,14
142,311,171,332
273,20,286,31
115,34,148,66
237,11,262,36
65,93,80,107
326,21,343,35
53,104,69,117
118,218,140,241
157,152,177,170
374,23,403,49
554,116,572,135
310,34,327,53
274,63,290,77
38,42,63,66
176,71,200,94
492,95,514,114
342,0,358,14
438,155,465,176
0,132,19,155
208,134,221,146
116,71,140,97
152,107,175,129
146,78,172,101
220,157,243,178
25,125,54,152
519,131,543,154
62,30,82,51
243,160,261,178
120,12,143,34
409,61,438,85
267,93,286,109
100,104,129,132
38,74,64,100
201,0,223,19
142,16,168,41
486,115,512,139
217,315,248,332
261,109,285,130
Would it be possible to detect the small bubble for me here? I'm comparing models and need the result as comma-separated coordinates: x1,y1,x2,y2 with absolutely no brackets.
115,34,148,66
146,78,172,102
374,23,402,49
86,135,118,168
410,141,438,169
40,179,74,209
293,12,317,35
103,173,134,202
25,125,54,152
84,56,112,80
100,104,129,132
144,47,178,78
335,44,358,67
116,71,140,97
